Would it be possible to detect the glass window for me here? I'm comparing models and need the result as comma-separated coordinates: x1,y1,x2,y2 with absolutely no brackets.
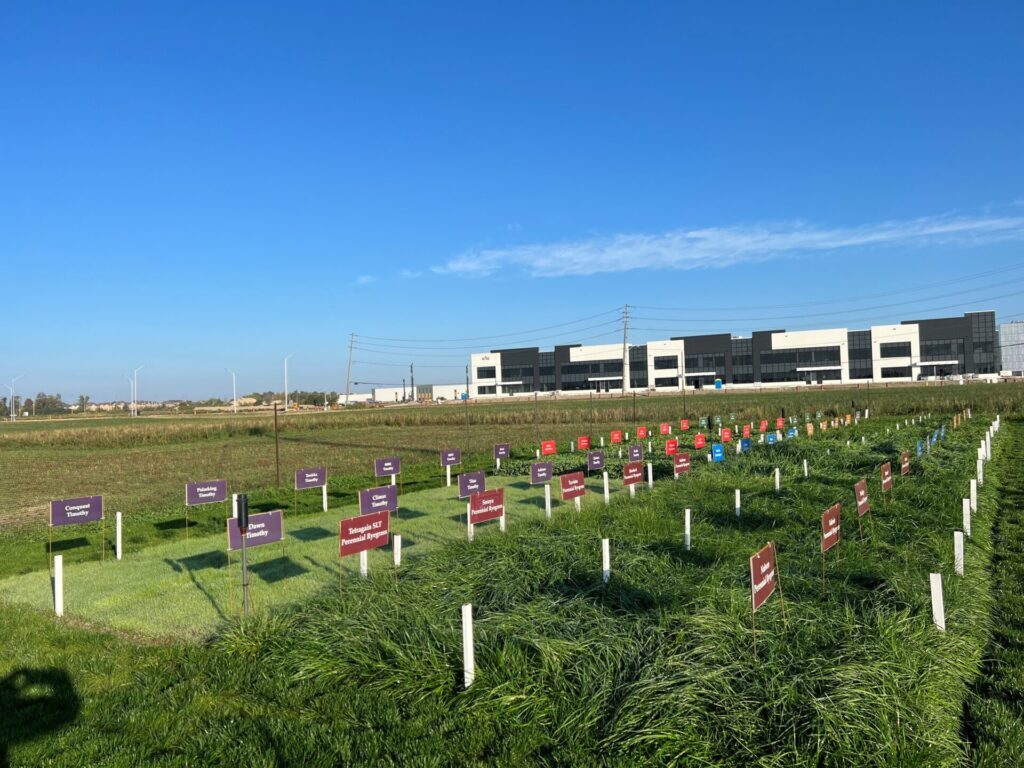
880,342,911,358
476,367,496,379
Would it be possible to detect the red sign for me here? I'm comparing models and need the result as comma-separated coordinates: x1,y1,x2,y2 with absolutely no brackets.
694,433,707,449
469,488,505,525
854,479,870,517
680,419,690,431
610,430,623,444
776,417,785,429
881,462,893,492
821,504,841,552
339,509,389,557
578,436,591,451
759,420,768,433
900,450,910,476
637,426,648,439
749,542,778,612
622,461,644,485
541,440,557,456
742,424,751,439
560,472,586,500
674,452,691,474
722,428,733,443
665,438,678,455
659,423,670,435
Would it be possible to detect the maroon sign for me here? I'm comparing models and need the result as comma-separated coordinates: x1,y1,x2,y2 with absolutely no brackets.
659,423,670,435
900,450,910,476
560,472,586,500
49,495,103,527
622,461,644,486
295,466,327,490
610,430,623,444
458,471,486,499
358,485,398,515
440,449,462,467
854,479,870,517
530,462,553,484
578,435,591,450
541,440,557,456
587,450,605,471
339,509,389,556
759,420,768,433
722,428,733,443
628,444,643,462
665,438,678,456
881,462,893,492
374,456,401,477
185,480,227,507
821,504,841,552
674,452,691,474
776,417,785,429
469,488,504,525
227,510,283,551
637,426,648,439
749,541,778,612
680,419,690,431
743,424,751,439
694,433,707,450
493,443,511,460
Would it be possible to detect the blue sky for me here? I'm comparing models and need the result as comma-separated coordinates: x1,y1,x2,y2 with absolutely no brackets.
2,2,1024,401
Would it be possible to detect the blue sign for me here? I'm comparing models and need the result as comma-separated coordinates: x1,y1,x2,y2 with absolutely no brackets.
461,392,469,401
767,433,777,446
711,443,725,462
917,440,923,457
714,379,723,390
787,427,798,439
931,431,939,445
941,424,946,439
740,438,752,454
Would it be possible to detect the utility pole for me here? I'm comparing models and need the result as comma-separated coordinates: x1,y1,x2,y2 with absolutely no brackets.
284,355,293,411
133,365,144,417
344,333,355,406
621,304,630,396
227,369,237,414
410,363,415,404
8,375,22,422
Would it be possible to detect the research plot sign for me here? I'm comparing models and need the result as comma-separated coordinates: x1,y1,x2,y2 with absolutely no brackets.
530,462,553,484
50,496,104,527
469,488,504,525
821,504,841,552
458,471,486,499
227,510,283,551
749,541,778,612
375,457,401,477
358,485,398,515
587,451,605,471
295,467,327,490
339,510,389,556
186,480,227,506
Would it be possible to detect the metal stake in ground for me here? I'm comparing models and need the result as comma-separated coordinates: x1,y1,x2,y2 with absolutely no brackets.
238,493,251,618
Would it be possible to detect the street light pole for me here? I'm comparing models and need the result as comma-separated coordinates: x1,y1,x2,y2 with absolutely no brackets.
284,355,293,411
133,365,144,417
227,369,237,414
8,375,22,422
125,375,134,415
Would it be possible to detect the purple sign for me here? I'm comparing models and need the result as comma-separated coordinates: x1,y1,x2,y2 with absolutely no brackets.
185,480,227,507
294,467,327,490
458,471,486,499
49,495,103,527
493,443,511,460
374,456,401,477
359,485,399,515
628,444,643,462
588,450,605,471
440,448,462,467
530,462,553,485
227,510,284,551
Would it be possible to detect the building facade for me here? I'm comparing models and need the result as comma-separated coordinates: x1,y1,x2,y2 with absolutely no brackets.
470,311,1001,397
1000,321,1024,373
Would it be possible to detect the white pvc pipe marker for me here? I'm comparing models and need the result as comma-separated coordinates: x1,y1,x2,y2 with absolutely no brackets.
466,503,474,542
930,573,945,631
684,509,691,551
962,498,971,537
359,550,369,577
322,485,328,512
462,603,475,688
602,538,610,583
646,463,654,489
978,459,984,486
803,459,808,478
954,531,964,576
54,555,64,617
393,534,402,567
774,468,780,494
446,465,452,487
970,479,978,513
115,511,123,561
603,472,610,505
735,489,741,518
232,493,238,518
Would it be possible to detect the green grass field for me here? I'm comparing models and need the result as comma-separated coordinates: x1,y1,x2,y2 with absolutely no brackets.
0,386,1020,766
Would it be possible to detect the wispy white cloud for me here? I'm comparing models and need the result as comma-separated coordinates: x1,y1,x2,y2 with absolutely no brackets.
355,274,377,285
398,269,422,279
432,212,1024,278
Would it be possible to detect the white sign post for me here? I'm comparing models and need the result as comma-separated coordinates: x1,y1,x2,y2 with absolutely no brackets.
803,459,808,478
962,498,971,537
602,538,610,583
978,459,984,486
954,531,964,576
774,468,780,494
462,603,475,688
735,489,741,518
466,502,474,543
646,463,654,490
322,485,328,512
394,534,402,567
359,550,368,577
54,555,64,617
603,472,610,505
446,465,452,487
544,485,551,519
970,479,978,513
930,573,945,631
115,511,123,561
232,493,238,518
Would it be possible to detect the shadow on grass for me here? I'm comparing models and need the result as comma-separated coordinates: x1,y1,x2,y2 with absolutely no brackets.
174,551,228,571
250,556,309,584
154,517,192,531
290,526,333,543
0,668,80,768
45,537,90,553
395,509,428,521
